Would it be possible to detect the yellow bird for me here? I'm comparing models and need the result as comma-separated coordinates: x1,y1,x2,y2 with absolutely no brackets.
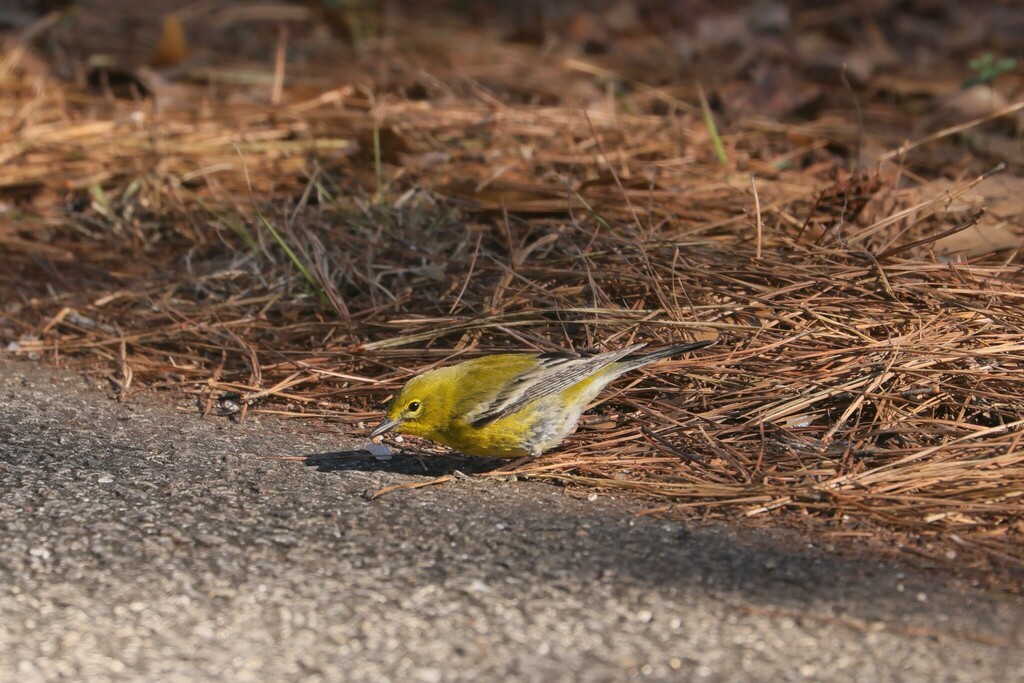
370,340,715,458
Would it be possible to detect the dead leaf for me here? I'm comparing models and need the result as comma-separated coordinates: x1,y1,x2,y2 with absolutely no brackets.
940,85,1011,123
937,174,1024,221
148,13,190,68
442,179,582,214
718,64,822,118
910,175,1024,257
934,221,1021,257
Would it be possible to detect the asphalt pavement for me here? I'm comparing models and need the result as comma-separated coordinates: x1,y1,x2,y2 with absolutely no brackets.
1,356,1022,682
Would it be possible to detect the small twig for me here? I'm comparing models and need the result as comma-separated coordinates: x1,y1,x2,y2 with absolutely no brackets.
751,175,763,259
367,475,455,499
881,101,1024,162
641,427,704,463
271,24,288,106
875,209,987,260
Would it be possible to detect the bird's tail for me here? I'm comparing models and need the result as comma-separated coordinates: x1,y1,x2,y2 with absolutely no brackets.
613,339,716,373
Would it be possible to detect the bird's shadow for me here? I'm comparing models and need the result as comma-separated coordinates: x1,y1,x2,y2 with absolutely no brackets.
299,448,502,477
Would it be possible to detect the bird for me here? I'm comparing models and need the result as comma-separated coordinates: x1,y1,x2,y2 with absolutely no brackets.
369,340,715,458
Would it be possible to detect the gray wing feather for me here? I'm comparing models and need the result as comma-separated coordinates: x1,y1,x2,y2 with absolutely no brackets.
469,343,646,427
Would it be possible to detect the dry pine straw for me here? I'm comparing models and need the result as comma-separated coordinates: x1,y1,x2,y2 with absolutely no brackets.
1,67,1023,589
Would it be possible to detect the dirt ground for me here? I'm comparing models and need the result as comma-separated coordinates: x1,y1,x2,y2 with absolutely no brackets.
2,356,1023,681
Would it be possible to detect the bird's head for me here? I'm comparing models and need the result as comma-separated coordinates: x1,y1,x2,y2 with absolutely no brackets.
369,371,448,440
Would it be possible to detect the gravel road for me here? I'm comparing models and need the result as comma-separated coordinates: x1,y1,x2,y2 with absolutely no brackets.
1,357,1022,682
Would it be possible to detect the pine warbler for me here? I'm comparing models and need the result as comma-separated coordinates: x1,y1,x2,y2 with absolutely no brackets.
369,340,715,457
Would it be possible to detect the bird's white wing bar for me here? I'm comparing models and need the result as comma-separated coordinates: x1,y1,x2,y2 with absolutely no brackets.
468,343,646,427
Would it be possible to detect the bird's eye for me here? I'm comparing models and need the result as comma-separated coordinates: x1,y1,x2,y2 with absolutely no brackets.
408,401,421,412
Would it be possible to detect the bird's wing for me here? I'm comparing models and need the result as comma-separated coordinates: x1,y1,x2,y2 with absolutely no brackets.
468,343,646,428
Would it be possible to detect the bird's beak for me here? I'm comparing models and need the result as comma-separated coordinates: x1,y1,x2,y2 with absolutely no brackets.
369,418,403,438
